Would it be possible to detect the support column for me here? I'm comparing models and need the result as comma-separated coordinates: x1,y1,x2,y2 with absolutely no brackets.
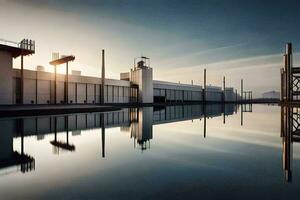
281,68,284,102
21,55,24,104
285,43,292,102
54,65,57,104
65,62,69,104
36,70,38,104
86,83,88,104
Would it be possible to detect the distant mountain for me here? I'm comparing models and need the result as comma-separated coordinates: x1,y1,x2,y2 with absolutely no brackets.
262,91,280,99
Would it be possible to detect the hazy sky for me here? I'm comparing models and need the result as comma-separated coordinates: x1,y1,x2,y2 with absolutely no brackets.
1,0,300,97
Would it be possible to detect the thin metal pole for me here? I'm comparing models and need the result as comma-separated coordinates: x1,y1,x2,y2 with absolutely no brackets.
241,104,243,126
21,119,24,155
223,76,225,103
203,106,206,138
54,116,57,141
203,69,206,103
101,49,105,104
54,65,57,104
36,70,38,104
281,68,284,101
21,54,24,104
286,43,292,102
241,79,243,102
66,62,69,104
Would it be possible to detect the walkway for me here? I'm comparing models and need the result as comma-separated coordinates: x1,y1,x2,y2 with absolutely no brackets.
0,104,120,118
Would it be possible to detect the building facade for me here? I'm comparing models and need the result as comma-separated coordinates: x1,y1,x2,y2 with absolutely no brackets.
0,39,238,105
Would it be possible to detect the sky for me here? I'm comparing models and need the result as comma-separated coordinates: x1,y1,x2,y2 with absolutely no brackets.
1,0,300,97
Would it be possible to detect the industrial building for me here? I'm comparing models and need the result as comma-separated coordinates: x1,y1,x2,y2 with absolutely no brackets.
0,38,238,105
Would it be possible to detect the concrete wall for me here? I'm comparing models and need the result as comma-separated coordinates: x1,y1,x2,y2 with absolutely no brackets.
225,88,236,102
3,67,238,105
68,83,76,104
153,80,203,102
77,83,86,103
206,86,223,102
37,80,51,104
11,69,132,105
24,78,36,104
0,51,13,104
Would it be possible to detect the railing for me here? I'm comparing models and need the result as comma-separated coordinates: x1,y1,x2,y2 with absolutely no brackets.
19,39,35,52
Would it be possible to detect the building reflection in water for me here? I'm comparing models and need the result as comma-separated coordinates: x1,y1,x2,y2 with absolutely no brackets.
0,119,35,175
50,116,76,154
129,107,153,151
280,106,300,183
240,103,252,126
0,104,243,175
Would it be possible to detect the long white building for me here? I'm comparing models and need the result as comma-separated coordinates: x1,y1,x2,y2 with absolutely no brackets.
0,38,238,105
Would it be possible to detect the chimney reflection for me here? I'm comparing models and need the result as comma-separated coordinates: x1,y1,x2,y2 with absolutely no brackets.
101,113,105,158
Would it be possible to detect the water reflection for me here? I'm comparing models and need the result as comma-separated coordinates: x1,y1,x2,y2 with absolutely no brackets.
241,103,252,126
0,119,35,175
280,106,300,182
0,104,248,176
50,116,76,154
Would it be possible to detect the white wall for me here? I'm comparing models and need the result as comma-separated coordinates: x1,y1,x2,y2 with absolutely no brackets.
87,84,95,103
37,80,51,104
77,83,86,103
0,51,13,104
131,67,153,103
24,79,36,104
56,81,65,104
68,83,76,104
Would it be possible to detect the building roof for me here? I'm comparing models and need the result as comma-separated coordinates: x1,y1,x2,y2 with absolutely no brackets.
0,44,35,58
49,55,75,65
0,39,35,58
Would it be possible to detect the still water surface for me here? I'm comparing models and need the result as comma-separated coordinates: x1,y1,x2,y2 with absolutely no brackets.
0,104,298,200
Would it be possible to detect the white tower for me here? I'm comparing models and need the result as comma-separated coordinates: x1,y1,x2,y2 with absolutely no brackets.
130,57,153,103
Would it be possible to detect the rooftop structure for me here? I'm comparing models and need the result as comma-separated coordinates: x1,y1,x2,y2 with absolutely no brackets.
0,38,35,58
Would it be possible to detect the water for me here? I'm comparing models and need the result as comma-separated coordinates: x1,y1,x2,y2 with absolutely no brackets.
0,104,299,200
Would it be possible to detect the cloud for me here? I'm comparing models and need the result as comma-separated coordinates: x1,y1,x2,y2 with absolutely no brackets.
163,53,284,72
